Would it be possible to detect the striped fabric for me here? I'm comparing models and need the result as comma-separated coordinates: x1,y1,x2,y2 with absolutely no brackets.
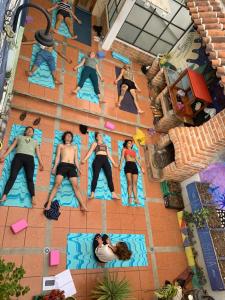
58,1,72,12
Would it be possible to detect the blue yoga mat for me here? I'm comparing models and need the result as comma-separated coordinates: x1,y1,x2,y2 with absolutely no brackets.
67,233,148,269
112,51,131,65
28,44,57,89
87,132,112,200
0,124,42,208
51,1,92,46
49,130,81,207
118,141,145,207
76,52,99,103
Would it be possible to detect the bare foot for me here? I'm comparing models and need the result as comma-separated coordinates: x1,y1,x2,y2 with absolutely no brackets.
112,192,120,200
45,201,51,210
72,89,78,94
138,110,144,114
80,205,88,212
116,102,121,108
26,71,32,77
134,198,140,205
128,197,133,205
32,197,37,206
55,80,62,85
89,192,95,200
0,194,7,203
99,99,106,104
71,35,78,40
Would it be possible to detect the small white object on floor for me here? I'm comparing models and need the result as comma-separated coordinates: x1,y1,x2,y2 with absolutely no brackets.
55,269,76,297
42,276,56,291
188,295,194,300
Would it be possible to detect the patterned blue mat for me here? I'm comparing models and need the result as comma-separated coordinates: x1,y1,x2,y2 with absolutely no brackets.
0,124,42,208
87,132,112,200
118,141,145,207
49,130,81,207
76,52,99,103
67,233,148,269
28,44,57,89
51,2,92,46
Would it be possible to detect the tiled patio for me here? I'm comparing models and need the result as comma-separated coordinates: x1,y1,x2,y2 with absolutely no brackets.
0,0,188,299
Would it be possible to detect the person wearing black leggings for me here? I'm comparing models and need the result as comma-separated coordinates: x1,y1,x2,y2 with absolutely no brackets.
0,127,44,206
81,132,120,200
72,52,105,103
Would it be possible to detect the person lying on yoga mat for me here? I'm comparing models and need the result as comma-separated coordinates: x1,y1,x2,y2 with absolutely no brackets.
23,39,72,85
72,52,104,102
0,126,44,206
81,132,119,200
45,131,87,212
119,139,144,205
114,64,144,114
93,234,132,263
48,0,82,39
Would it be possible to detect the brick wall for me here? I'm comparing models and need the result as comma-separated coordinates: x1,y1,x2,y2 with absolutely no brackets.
162,109,225,181
111,39,155,65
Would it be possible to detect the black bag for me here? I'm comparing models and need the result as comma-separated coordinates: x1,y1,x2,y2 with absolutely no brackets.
44,200,61,220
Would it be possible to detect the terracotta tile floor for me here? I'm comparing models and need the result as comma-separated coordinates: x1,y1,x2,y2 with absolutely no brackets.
0,1,188,299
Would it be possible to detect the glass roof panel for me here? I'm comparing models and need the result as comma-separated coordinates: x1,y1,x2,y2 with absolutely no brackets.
118,22,141,44
134,32,157,51
126,4,151,28
144,14,168,37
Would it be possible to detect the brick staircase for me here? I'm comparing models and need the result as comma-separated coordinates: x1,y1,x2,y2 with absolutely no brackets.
187,0,225,92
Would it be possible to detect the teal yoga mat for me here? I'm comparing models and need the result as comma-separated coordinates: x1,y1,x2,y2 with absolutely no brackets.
28,44,57,89
49,130,81,207
67,233,148,269
76,52,99,103
118,141,145,207
0,124,42,208
87,132,112,200
51,1,92,46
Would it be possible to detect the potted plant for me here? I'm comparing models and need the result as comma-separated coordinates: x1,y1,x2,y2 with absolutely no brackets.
0,258,30,299
91,272,131,300
154,283,178,299
33,289,67,300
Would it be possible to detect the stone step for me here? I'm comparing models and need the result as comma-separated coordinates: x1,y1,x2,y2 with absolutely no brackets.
190,5,221,13
207,42,225,51
203,36,225,44
209,50,225,59
187,0,221,7
201,29,225,37
192,12,225,19
198,23,223,30
194,17,225,25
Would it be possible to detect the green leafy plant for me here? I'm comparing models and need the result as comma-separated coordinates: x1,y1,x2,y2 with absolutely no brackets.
154,284,178,299
91,273,131,300
183,208,211,228
0,258,30,299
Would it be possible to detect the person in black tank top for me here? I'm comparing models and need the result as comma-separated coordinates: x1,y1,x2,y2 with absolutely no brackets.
48,0,82,39
81,132,120,200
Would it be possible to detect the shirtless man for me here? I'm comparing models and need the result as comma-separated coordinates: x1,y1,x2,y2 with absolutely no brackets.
45,131,87,212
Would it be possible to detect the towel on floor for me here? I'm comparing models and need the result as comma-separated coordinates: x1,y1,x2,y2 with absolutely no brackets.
44,200,61,220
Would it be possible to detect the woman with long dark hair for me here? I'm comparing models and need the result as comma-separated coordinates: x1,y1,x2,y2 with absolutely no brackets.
0,126,43,205
81,132,119,200
119,139,144,205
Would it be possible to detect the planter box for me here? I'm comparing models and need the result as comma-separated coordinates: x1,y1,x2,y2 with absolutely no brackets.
187,182,225,290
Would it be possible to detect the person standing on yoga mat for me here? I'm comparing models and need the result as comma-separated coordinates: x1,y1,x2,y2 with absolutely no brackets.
45,131,87,212
119,139,144,205
48,0,82,39
93,234,132,263
81,132,119,200
0,127,44,206
114,65,144,114
72,52,104,102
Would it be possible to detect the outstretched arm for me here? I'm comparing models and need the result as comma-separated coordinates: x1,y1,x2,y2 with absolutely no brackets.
55,49,72,64
71,12,82,24
135,157,144,173
52,145,61,173
74,146,81,173
114,69,124,84
96,64,103,81
47,3,58,13
36,145,44,171
119,149,125,169
73,58,85,71
106,148,117,167
0,138,18,162
81,142,96,163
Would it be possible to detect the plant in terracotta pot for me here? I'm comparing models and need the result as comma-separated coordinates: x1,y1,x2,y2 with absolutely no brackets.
91,273,131,300
0,258,30,299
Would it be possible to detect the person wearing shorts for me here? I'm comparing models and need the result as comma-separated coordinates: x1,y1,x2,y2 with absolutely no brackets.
114,65,144,114
119,139,144,205
45,131,87,212
48,0,82,39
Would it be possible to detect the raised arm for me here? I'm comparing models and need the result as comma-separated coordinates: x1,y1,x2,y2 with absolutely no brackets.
35,145,44,171
114,68,124,84
106,148,117,168
81,142,96,164
119,149,125,169
47,3,58,13
96,64,103,81
54,48,72,64
52,145,61,173
0,138,18,162
73,58,85,71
